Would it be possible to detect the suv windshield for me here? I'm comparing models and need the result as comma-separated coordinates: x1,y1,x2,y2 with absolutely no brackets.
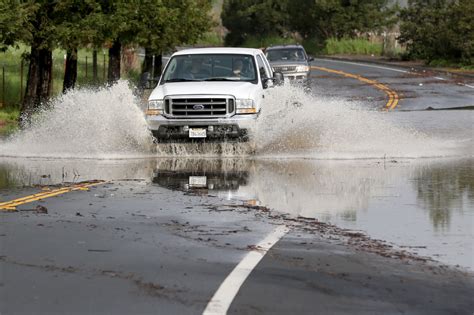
266,49,306,62
161,54,257,83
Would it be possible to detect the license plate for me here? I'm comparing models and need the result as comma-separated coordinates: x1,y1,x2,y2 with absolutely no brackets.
189,176,207,188
189,128,207,138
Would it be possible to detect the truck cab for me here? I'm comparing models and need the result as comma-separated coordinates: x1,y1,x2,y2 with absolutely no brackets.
146,47,281,141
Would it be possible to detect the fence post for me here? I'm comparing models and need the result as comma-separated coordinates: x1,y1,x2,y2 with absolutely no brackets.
2,66,5,108
103,52,106,82
20,60,24,103
85,56,88,80
151,55,155,82
51,56,53,95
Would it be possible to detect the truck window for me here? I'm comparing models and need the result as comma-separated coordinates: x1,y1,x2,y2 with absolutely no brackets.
162,58,177,81
261,55,273,77
160,54,258,84
256,55,270,79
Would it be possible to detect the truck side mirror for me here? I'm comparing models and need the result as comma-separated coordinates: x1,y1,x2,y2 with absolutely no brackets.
263,77,274,89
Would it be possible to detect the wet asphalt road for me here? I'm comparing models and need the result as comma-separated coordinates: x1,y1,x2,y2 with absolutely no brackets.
311,58,474,110
1,59,474,314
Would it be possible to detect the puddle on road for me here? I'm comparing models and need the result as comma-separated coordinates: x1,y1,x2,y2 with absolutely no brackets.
150,157,474,270
0,156,472,270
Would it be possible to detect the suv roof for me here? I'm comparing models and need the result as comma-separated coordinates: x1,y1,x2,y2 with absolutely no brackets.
266,44,305,50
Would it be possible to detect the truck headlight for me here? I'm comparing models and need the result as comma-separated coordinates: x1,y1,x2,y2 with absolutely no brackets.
146,100,163,115
295,65,309,72
236,99,257,114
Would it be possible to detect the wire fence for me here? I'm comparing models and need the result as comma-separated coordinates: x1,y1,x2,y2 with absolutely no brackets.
0,51,111,109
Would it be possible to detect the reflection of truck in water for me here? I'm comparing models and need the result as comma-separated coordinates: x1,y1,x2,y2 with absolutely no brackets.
153,169,249,191
151,159,253,201
146,48,282,141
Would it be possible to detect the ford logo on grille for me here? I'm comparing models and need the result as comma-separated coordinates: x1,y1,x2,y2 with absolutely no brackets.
193,104,205,110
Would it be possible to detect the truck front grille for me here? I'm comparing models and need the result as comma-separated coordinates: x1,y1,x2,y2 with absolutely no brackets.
272,66,296,73
166,97,235,118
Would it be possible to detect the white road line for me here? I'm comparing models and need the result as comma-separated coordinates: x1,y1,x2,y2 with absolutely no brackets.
203,225,289,315
434,76,447,81
316,58,409,73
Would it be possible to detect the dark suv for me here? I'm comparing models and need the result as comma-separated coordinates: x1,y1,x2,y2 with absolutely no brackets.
265,44,313,84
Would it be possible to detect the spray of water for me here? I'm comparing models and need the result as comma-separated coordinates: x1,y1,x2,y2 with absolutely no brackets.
0,80,465,159
254,85,462,159
0,81,153,159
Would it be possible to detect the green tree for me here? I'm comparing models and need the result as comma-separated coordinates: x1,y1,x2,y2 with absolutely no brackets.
0,1,95,117
221,0,288,46
0,0,36,51
4,1,59,121
136,0,213,80
0,0,214,116
399,0,473,64
288,0,397,40
54,0,103,92
222,0,396,46
99,0,212,83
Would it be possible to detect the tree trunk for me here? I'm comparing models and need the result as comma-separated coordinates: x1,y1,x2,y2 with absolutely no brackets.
92,49,98,84
38,48,53,103
22,46,41,118
63,48,78,93
21,45,53,124
107,40,121,84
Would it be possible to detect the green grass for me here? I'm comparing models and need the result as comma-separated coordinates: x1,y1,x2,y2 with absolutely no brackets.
237,35,382,57
196,32,224,47
0,108,20,121
301,38,325,56
0,107,20,136
324,37,383,56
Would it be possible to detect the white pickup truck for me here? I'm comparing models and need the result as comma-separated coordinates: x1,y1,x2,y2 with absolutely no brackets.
146,47,282,141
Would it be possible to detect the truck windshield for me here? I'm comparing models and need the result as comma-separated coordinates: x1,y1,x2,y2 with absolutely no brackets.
161,54,257,83
266,49,306,62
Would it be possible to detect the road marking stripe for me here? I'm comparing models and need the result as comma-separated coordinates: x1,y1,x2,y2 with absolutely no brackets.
203,225,289,315
316,58,409,73
311,66,400,110
0,181,105,211
317,58,474,90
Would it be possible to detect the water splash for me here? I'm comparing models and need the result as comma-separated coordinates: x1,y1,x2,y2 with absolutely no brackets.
254,85,462,159
0,81,153,159
0,81,466,159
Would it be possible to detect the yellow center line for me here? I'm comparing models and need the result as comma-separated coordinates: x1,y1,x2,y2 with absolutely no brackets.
0,180,106,211
311,66,400,110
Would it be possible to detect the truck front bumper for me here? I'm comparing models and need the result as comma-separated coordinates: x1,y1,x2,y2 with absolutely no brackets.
146,113,258,140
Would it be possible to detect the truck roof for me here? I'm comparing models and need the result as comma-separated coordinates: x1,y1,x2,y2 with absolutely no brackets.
173,47,264,56
266,44,304,50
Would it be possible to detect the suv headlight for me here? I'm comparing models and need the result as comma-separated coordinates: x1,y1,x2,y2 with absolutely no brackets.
146,100,163,115
236,99,256,114
295,65,310,72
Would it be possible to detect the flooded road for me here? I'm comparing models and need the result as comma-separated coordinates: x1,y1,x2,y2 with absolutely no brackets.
1,58,473,313
1,155,473,270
